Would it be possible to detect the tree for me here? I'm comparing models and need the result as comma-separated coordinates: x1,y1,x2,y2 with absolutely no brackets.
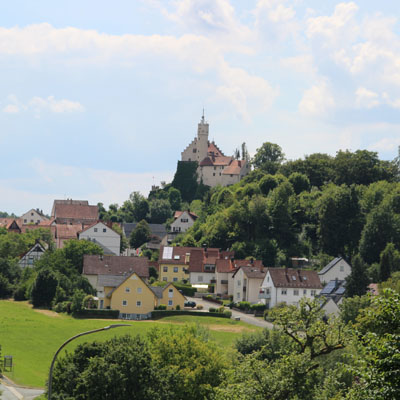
129,220,151,249
31,268,58,308
252,142,285,174
339,295,371,325
379,242,400,282
130,192,150,222
288,172,310,194
345,254,369,298
171,161,199,203
63,239,103,274
51,335,169,400
168,187,182,211
149,199,172,224
112,223,128,254
0,274,13,299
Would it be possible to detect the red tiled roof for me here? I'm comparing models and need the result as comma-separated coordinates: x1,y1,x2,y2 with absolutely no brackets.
223,159,244,175
159,245,198,265
233,259,263,269
216,259,234,273
54,204,98,220
268,268,322,289
199,155,233,167
208,141,224,157
189,248,204,272
83,255,149,278
56,224,83,239
173,211,198,220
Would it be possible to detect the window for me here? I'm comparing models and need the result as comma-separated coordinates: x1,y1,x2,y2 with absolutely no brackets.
237,280,241,287
267,276,269,282
163,266,168,272
294,289,299,296
173,267,178,273
103,228,106,232
31,212,34,216
137,287,142,293
193,148,197,153
168,300,173,306
94,228,98,232
169,288,173,293
213,173,215,176
311,290,316,297
214,166,216,170
236,292,240,300
292,276,296,281
219,173,221,176
163,277,168,281
181,218,188,223
122,300,128,306
136,301,141,307
303,289,307,295
198,276,203,282
24,219,27,223
173,277,178,282
340,265,344,272
281,289,287,295
125,287,130,293
266,288,270,294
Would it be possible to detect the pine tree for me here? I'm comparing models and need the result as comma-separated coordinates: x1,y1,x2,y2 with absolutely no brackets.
345,254,369,297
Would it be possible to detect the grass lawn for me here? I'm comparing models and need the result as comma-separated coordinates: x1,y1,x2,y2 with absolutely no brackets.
0,300,260,389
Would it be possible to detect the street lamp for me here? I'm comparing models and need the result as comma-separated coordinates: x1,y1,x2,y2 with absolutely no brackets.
48,324,130,399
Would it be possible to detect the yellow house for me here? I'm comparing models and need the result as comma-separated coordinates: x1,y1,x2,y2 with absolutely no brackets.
107,272,186,319
108,272,157,318
151,283,186,310
158,245,194,282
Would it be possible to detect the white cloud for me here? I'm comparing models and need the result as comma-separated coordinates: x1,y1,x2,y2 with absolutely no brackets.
2,104,19,113
368,137,400,152
298,81,335,116
280,54,317,77
355,87,380,109
2,94,84,116
29,96,85,113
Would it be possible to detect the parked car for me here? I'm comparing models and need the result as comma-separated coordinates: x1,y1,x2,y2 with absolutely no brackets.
184,301,196,308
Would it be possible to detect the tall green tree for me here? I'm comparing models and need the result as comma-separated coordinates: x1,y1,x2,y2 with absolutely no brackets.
31,268,58,308
171,161,199,203
130,192,150,222
149,199,172,224
345,254,369,297
129,220,151,249
252,142,285,174
168,187,182,211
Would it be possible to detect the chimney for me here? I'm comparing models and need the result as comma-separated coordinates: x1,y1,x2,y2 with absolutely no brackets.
185,253,190,263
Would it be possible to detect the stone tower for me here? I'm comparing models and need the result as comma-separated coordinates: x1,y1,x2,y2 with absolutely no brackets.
181,112,209,163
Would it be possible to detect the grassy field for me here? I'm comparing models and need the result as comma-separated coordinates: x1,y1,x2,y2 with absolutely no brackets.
0,300,260,388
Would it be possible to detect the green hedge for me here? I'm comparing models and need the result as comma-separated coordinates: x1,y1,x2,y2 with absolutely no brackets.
73,309,120,319
173,282,197,296
151,310,231,319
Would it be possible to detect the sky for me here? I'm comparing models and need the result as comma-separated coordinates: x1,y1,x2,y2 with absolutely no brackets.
1,0,400,215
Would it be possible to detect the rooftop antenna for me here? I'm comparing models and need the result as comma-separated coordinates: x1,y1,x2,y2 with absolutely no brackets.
202,107,205,123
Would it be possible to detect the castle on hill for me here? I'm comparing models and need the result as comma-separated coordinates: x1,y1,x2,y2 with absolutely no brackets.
181,114,250,187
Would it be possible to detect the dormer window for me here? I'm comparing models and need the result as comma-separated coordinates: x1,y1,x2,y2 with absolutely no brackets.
292,276,296,281
174,255,180,260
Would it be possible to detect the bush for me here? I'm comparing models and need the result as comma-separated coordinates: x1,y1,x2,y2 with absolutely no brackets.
155,304,167,310
173,282,197,296
54,301,70,313
176,304,181,310
13,284,28,301
196,305,203,310
238,301,251,311
209,307,217,313
73,309,120,319
218,306,225,313
250,303,266,312
223,310,232,318
0,274,13,299
151,310,231,319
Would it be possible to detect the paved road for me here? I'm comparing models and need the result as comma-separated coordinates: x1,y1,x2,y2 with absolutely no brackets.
0,377,44,400
186,297,273,329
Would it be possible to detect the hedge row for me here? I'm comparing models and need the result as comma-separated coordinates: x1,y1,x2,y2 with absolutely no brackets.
73,309,120,319
174,283,197,296
151,310,231,319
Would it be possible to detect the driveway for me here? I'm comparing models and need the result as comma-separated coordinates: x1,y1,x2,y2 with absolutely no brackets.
0,377,44,400
186,297,273,329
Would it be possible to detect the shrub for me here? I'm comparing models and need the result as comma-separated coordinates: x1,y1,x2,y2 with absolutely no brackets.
238,301,251,311
223,310,232,318
196,304,203,310
209,307,217,313
54,301,69,313
13,284,28,301
218,306,225,313
156,304,167,310
176,304,181,310
250,303,266,312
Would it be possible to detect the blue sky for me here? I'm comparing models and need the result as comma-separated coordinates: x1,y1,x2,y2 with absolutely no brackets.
1,0,400,215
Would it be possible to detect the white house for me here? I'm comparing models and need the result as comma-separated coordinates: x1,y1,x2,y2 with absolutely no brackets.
259,268,323,309
318,279,346,316
232,262,265,303
19,242,46,268
318,257,352,284
170,211,198,234
78,222,120,255
20,209,48,225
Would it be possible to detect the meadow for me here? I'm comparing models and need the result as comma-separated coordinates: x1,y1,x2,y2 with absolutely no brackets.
0,300,260,388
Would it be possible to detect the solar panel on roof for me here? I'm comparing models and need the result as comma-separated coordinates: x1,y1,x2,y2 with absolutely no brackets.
163,247,173,260
321,281,336,295
335,286,345,295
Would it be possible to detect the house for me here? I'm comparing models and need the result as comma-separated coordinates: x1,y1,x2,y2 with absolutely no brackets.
54,224,83,248
123,223,167,253
232,261,265,303
168,211,198,241
82,255,150,309
107,272,186,320
158,246,194,282
215,258,235,296
318,257,352,284
18,241,46,268
318,279,346,316
78,221,120,255
20,209,48,225
51,199,98,225
0,218,22,233
259,268,323,309
181,114,250,187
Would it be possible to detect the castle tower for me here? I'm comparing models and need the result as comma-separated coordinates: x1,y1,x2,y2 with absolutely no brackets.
181,111,209,163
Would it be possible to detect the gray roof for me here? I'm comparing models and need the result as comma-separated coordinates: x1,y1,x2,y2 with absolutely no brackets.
318,257,342,275
150,286,164,298
123,223,167,239
88,238,116,255
98,275,126,288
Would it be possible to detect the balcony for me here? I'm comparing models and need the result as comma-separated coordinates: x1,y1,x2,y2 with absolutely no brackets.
258,290,271,299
